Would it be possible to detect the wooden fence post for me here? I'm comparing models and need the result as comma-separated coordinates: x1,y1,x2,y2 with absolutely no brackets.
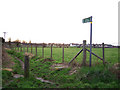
82,40,86,66
23,44,25,54
20,46,22,52
18,46,19,52
24,55,29,78
27,45,28,53
31,44,32,54
51,44,53,59
36,45,37,56
62,43,64,63
0,38,2,70
15,46,16,51
0,37,2,88
9,41,11,49
102,43,105,65
42,43,44,58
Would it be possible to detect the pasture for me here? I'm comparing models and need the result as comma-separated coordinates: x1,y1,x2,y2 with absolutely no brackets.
17,46,118,65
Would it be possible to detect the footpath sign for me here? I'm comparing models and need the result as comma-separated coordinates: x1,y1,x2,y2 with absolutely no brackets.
82,16,92,23
82,16,92,67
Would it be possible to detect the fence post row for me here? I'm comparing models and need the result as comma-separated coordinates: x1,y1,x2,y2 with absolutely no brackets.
24,55,29,78
82,40,86,66
62,43,64,63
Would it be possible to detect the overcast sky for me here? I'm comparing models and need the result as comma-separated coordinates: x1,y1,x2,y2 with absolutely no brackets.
0,0,119,45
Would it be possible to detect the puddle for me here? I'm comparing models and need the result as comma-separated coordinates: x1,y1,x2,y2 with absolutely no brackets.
36,77,54,84
13,74,24,78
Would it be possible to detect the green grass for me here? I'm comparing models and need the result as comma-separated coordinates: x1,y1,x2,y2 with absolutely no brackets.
4,48,119,88
14,47,118,65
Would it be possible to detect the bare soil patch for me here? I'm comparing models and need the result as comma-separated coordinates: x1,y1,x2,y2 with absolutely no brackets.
2,47,15,68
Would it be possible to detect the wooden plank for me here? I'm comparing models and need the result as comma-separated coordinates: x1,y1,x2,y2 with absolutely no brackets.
68,49,83,65
86,49,103,61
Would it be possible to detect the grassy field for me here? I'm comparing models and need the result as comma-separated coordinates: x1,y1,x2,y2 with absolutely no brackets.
2,48,119,88
15,47,118,65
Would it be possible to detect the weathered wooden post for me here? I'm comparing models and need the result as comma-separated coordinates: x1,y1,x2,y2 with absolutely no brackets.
15,45,16,51
20,45,22,52
31,44,32,53
24,55,29,78
82,40,86,66
102,43,105,65
27,45,28,53
36,45,37,56
0,37,2,66
8,40,11,49
62,43,64,63
42,43,44,58
18,46,19,52
0,38,2,88
23,44,25,54
50,44,53,59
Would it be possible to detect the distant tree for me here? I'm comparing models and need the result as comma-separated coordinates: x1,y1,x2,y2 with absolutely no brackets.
29,40,31,44
13,39,21,47
8,37,11,48
42,43,47,47
14,39,21,43
22,40,27,44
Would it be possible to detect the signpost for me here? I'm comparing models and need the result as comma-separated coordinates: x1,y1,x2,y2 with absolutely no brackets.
82,16,92,67
82,17,92,23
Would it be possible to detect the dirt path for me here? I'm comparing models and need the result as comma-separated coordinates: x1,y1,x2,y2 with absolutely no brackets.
2,47,15,69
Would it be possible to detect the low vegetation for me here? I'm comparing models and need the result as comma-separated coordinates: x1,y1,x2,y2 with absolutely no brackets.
2,48,119,88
